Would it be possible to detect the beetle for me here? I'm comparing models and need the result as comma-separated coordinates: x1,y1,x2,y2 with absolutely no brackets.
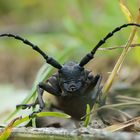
0,23,140,120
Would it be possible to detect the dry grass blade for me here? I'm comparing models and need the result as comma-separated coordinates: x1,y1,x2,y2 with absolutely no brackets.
116,95,140,103
104,116,140,132
119,0,133,22
101,9,140,100
98,44,140,51
99,102,140,109
104,122,134,132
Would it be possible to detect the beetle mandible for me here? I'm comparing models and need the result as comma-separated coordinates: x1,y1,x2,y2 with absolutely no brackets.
0,23,140,120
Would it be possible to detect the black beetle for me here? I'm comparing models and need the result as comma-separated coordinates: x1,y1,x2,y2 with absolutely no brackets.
0,23,140,120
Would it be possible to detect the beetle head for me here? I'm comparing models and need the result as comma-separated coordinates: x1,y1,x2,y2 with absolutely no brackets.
58,61,86,95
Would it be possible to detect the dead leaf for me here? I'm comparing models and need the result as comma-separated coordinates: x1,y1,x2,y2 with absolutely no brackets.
0,117,21,140
104,116,140,132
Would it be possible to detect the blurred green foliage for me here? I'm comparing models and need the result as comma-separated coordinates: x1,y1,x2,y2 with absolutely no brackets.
0,0,140,63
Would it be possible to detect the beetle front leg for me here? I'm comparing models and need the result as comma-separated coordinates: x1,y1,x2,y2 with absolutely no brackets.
16,84,44,110
17,80,61,112
90,75,102,101
30,81,61,115
90,75,106,106
36,84,45,111
16,99,38,110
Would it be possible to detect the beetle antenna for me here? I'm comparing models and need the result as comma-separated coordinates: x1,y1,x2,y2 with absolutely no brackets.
79,23,140,67
0,33,62,69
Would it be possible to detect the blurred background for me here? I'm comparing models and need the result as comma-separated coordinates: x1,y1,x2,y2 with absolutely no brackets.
0,0,140,124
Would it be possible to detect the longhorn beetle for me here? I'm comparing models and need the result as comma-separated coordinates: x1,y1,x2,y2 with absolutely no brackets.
0,23,140,120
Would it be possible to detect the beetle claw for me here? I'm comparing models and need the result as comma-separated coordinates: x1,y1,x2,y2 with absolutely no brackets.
16,104,34,110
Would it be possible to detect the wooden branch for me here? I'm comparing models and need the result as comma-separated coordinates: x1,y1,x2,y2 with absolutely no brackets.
1,127,140,140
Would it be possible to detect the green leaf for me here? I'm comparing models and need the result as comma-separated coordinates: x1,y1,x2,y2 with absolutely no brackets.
13,112,71,127
84,104,90,127
36,112,71,118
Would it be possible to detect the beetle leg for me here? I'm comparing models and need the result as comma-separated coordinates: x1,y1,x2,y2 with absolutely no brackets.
46,74,61,92
37,82,60,107
29,82,61,117
16,84,44,110
17,74,61,111
91,74,100,86
36,84,44,110
16,85,44,110
90,75,102,101
90,75,106,106
16,103,36,110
